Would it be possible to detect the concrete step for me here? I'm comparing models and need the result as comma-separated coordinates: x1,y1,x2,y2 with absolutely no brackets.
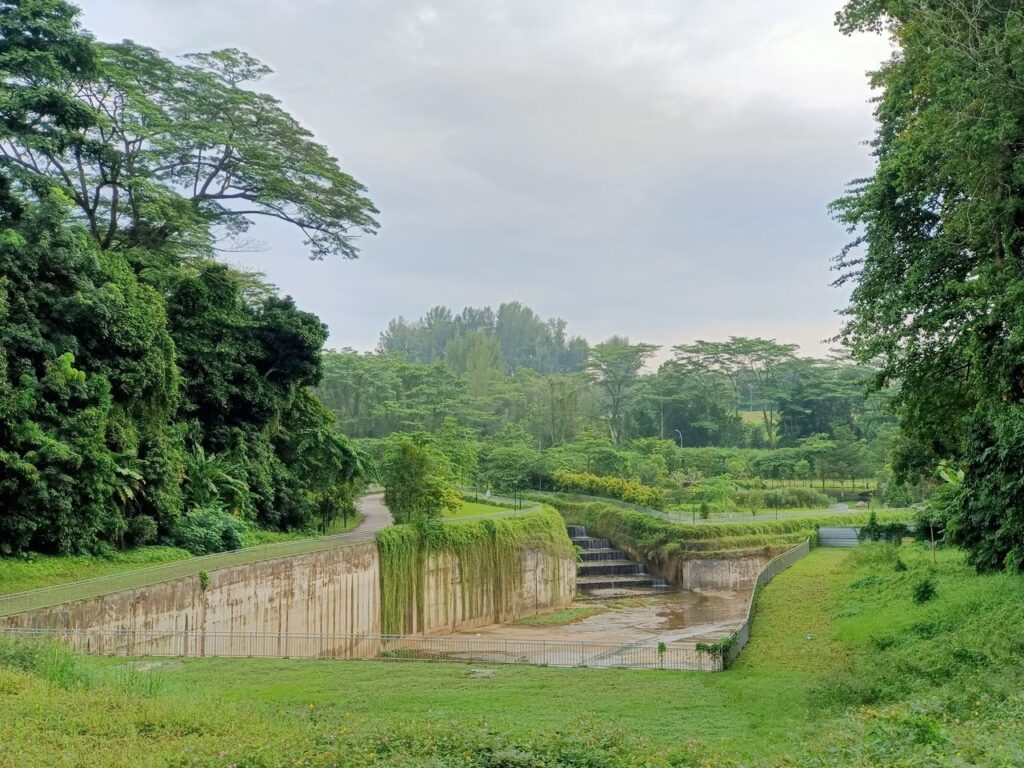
577,574,659,590
571,536,611,550
578,548,626,562
577,561,644,576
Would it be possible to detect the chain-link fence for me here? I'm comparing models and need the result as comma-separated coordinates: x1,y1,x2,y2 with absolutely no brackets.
0,627,723,671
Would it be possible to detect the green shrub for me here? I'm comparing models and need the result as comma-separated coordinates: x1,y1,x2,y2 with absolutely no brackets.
859,510,910,543
125,515,158,546
552,469,666,510
171,504,246,555
912,577,937,604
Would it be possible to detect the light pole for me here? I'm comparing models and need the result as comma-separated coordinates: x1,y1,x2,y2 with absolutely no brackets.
673,429,683,448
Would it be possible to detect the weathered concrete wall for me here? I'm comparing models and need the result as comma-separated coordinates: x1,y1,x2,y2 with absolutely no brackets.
0,536,576,656
413,547,576,635
610,539,771,592
0,542,382,657
663,556,770,591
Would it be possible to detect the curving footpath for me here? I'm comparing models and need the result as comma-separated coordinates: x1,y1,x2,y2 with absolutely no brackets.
0,494,394,618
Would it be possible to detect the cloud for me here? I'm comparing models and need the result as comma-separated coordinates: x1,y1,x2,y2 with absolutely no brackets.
77,0,889,356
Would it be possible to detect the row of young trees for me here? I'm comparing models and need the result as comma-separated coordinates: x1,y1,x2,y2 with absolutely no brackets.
0,0,374,554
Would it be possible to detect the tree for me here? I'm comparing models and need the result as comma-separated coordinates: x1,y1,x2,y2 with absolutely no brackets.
379,437,460,524
834,0,1024,569
587,337,659,444
0,0,98,160
0,0,375,554
293,410,370,533
479,445,539,498
673,338,797,447
0,190,183,553
1,40,378,258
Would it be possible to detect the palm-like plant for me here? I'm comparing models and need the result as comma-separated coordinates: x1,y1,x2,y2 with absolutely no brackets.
183,446,248,513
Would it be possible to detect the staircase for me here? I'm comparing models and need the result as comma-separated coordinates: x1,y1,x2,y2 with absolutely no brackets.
568,525,669,593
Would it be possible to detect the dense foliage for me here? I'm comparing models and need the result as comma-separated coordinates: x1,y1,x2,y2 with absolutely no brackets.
552,468,665,510
0,0,372,554
320,328,903,515
835,0,1024,570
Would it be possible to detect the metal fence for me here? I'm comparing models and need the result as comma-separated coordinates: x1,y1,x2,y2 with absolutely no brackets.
725,539,811,666
0,627,723,672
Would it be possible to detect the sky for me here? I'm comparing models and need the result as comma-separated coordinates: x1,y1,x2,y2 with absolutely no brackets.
78,0,891,358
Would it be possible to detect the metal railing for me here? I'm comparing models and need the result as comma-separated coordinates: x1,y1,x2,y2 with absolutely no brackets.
0,627,723,672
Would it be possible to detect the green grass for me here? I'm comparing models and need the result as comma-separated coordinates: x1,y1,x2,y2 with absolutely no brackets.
443,499,515,518
0,547,192,597
1,517,365,599
513,604,608,626
2,543,1023,766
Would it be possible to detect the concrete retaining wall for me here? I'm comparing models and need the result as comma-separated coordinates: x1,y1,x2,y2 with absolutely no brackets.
609,539,770,592
412,547,576,635
1,538,576,657
0,542,383,657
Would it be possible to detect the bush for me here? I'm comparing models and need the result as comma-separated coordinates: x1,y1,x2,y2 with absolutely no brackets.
124,515,158,547
171,503,246,555
552,469,666,510
912,577,937,604
859,511,911,543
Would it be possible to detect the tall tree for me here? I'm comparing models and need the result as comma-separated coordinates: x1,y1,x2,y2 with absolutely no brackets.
673,338,798,447
0,41,378,258
587,337,659,444
835,0,1024,569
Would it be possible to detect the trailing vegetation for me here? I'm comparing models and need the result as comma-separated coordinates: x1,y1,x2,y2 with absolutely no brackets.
376,507,574,635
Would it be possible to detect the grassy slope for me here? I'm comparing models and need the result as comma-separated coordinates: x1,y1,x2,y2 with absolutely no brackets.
443,499,514,518
0,547,192,597
0,515,364,598
2,544,1023,767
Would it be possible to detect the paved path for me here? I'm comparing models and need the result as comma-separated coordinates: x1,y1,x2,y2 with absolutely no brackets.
353,492,392,538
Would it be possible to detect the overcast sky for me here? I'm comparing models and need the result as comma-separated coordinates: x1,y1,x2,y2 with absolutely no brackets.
78,0,890,357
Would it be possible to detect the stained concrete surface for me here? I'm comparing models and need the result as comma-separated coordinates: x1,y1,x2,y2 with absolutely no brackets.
453,587,751,648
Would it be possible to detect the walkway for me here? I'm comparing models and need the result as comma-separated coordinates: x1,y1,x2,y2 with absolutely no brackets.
0,494,394,618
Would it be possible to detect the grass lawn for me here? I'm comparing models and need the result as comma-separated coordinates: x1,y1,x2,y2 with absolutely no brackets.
0,547,193,597
0,516,364,599
3,543,1023,766
443,499,516,518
